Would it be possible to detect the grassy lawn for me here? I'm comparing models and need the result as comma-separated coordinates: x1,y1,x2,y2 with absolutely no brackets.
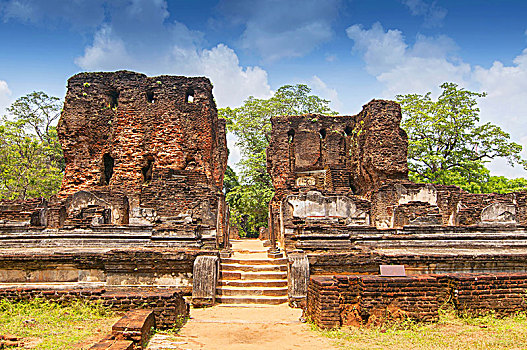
0,298,119,349
314,308,527,350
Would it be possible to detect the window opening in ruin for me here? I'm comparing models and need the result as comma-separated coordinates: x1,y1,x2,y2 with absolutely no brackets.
142,155,154,183
287,129,295,143
319,128,327,139
186,89,194,103
345,125,353,136
349,180,357,194
103,153,114,185
108,90,119,109
146,90,156,103
184,155,197,170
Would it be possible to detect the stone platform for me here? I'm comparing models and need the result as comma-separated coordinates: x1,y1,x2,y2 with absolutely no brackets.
300,225,527,274
0,244,219,293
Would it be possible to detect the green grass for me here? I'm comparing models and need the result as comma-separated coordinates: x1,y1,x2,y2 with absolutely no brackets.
313,307,527,350
0,298,118,349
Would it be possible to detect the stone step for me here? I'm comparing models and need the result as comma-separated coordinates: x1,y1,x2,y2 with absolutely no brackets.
216,286,288,297
231,252,270,260
218,279,288,288
220,263,287,272
215,295,288,305
233,249,269,254
221,258,288,265
221,270,287,280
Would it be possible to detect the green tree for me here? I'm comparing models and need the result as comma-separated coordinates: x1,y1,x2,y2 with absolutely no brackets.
223,165,240,194
396,82,527,193
480,176,527,194
0,91,63,200
220,84,337,236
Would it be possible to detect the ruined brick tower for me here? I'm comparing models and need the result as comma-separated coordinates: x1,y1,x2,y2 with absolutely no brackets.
266,100,408,196
266,100,410,248
56,71,228,246
267,99,527,275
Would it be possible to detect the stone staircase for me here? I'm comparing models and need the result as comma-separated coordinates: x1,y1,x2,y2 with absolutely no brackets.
216,239,288,305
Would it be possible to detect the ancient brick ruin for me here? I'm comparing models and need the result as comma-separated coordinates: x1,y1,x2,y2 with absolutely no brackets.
56,71,228,245
264,99,527,325
266,99,527,276
1,72,527,329
0,71,229,247
0,71,229,296
307,273,527,328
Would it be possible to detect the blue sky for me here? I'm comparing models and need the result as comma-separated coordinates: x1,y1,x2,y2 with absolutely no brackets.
0,0,526,177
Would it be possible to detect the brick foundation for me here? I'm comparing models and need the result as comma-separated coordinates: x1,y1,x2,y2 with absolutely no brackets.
0,287,188,329
307,273,527,329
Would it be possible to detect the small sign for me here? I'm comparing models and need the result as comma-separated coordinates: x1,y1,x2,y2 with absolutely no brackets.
380,265,406,277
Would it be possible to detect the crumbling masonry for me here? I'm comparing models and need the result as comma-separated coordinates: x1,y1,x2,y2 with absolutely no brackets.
57,71,228,245
266,100,527,275
265,99,527,326
1,73,527,327
0,71,228,290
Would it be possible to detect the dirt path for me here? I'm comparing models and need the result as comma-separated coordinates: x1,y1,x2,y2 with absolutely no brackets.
148,304,338,350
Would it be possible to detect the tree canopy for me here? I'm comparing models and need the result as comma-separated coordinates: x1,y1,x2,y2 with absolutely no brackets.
397,82,527,193
0,91,64,200
220,84,336,236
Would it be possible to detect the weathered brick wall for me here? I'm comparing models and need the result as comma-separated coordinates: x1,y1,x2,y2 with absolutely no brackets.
306,276,340,328
267,98,526,249
0,198,47,226
307,273,527,329
266,100,408,196
370,181,526,229
457,192,517,226
393,202,441,226
56,70,227,231
356,275,443,325
307,248,527,275
0,287,188,329
446,273,527,315
348,100,408,196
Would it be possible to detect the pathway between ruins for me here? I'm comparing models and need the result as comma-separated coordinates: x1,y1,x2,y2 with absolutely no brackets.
147,240,338,350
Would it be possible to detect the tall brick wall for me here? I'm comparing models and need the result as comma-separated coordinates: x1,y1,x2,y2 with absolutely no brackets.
56,71,227,232
266,99,407,197
307,273,527,329
348,100,408,196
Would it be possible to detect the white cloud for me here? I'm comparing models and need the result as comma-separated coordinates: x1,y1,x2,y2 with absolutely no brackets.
75,26,132,71
310,75,343,113
0,80,12,115
401,0,447,27
346,22,527,177
170,44,272,107
473,49,527,176
325,54,337,63
1,0,272,107
346,23,407,76
346,22,471,98
220,0,340,62
73,1,271,107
